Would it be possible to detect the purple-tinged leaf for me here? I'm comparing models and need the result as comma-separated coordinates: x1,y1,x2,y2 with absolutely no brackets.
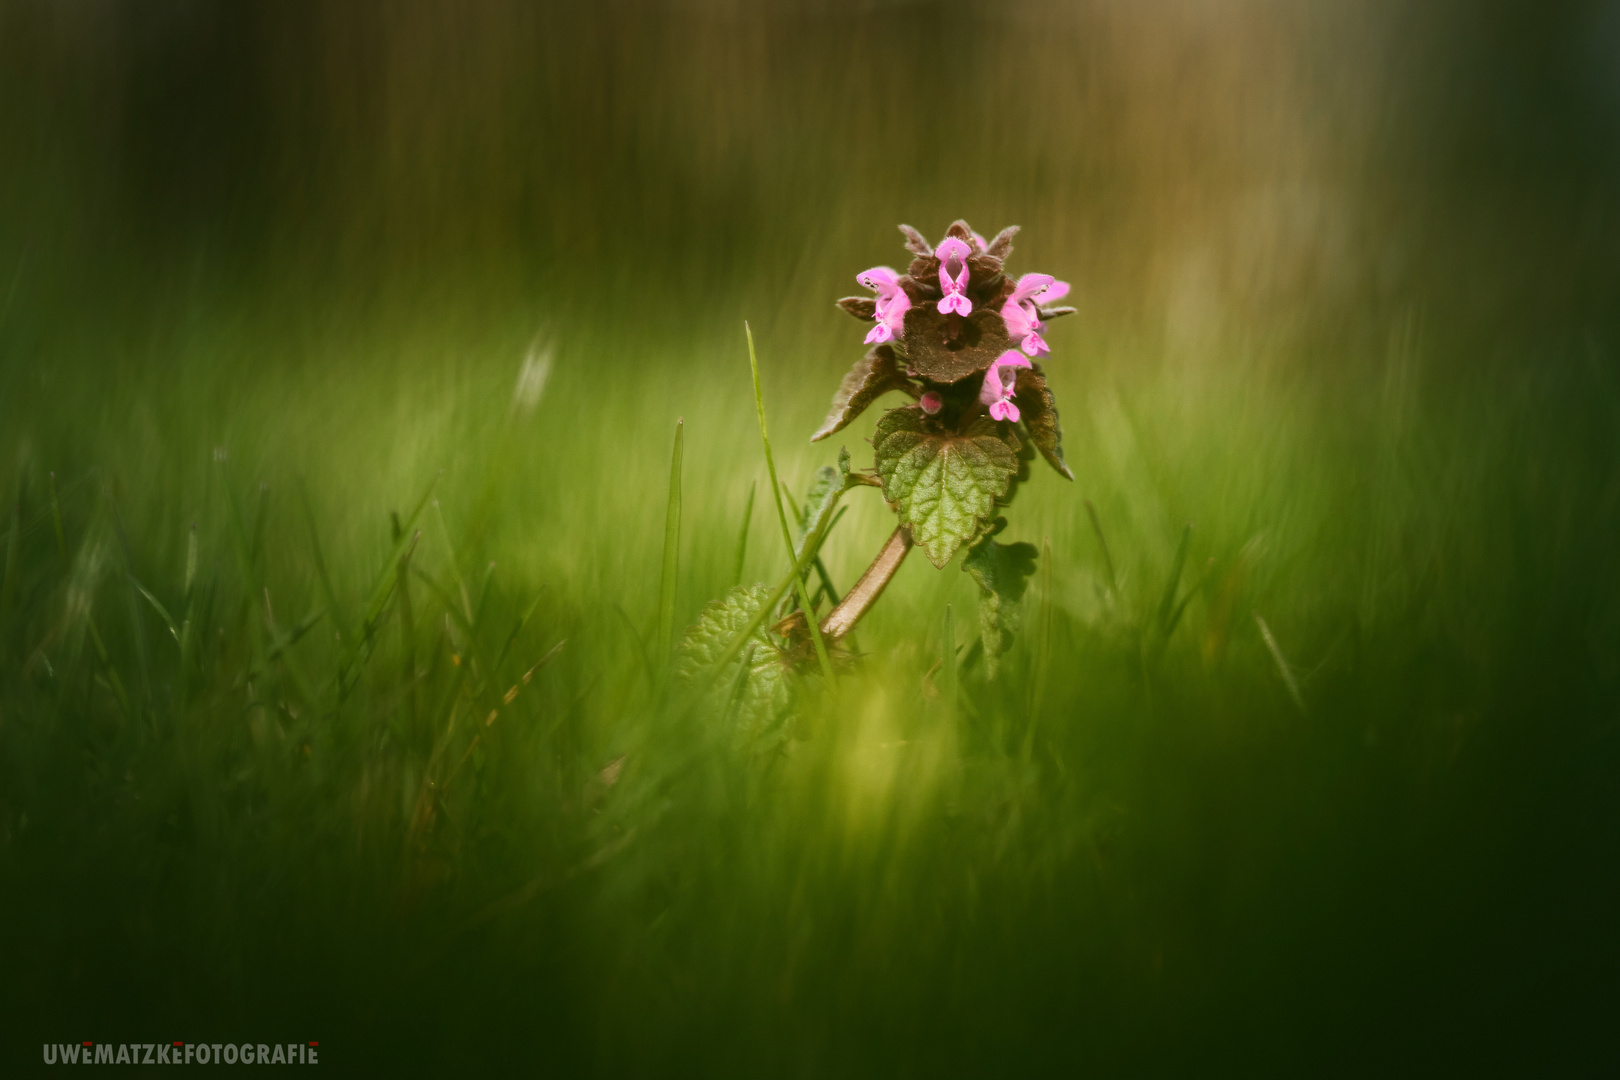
1013,364,1073,480
811,345,914,442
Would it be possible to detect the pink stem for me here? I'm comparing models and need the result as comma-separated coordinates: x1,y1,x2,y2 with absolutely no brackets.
819,527,913,640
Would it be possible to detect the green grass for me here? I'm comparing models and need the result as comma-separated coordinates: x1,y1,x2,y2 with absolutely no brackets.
1,278,1618,1075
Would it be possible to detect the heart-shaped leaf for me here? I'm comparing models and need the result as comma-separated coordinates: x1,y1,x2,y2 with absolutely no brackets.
874,409,1020,568
672,584,792,732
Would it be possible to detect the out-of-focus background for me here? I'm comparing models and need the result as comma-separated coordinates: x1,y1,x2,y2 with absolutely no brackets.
2,1,1619,1074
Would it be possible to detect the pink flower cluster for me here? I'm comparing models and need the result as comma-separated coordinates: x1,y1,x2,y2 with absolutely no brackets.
857,267,911,345
857,241,1069,359
1000,273,1069,358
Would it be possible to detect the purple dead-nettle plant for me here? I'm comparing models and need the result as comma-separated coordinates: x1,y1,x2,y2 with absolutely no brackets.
675,221,1074,729
818,220,1073,663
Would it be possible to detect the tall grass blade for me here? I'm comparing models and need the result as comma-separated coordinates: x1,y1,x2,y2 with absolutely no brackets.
353,474,442,648
433,499,474,626
299,479,352,652
48,471,66,560
0,496,18,620
1156,523,1192,637
1253,612,1307,713
398,530,421,736
1025,536,1053,755
1086,499,1118,596
184,523,198,599
733,479,756,584
745,323,835,687
657,418,684,660
940,603,958,720
249,482,270,568
704,499,841,682
110,503,154,717
1164,556,1215,640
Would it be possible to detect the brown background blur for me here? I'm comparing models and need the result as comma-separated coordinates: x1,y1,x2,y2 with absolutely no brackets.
3,0,1617,364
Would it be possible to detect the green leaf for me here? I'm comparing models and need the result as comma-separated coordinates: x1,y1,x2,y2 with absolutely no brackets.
874,408,1020,568
811,345,913,443
963,534,1039,678
793,449,850,555
671,584,792,731
1013,364,1073,480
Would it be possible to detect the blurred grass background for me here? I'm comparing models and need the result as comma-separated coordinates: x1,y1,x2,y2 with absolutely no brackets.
2,0,1619,1074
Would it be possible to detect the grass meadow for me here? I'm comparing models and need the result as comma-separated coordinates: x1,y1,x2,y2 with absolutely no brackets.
3,2,1619,1075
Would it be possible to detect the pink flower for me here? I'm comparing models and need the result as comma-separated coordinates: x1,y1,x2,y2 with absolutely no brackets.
919,390,943,415
935,237,973,316
857,266,904,310
858,266,911,344
980,351,1032,423
864,288,910,344
1001,296,1047,357
1000,273,1070,356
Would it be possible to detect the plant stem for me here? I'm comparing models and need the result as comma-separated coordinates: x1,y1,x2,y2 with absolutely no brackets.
746,323,836,686
819,527,912,641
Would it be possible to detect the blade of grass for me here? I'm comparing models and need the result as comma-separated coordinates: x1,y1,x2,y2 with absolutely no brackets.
177,524,198,715
807,505,847,606
1164,556,1215,641
299,479,352,652
1155,524,1192,636
494,588,545,673
351,474,443,654
612,602,658,690
249,482,270,569
733,479,756,584
704,492,842,682
398,530,421,737
1024,536,1053,758
657,418,684,660
433,499,474,626
131,579,180,645
1253,611,1307,714
0,497,19,620
48,471,66,560
1085,499,1118,597
109,501,154,717
219,462,272,691
745,323,835,687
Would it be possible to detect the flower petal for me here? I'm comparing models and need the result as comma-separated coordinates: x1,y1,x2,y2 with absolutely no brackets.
1000,298,1037,339
858,266,902,298
979,363,1005,405
1010,273,1055,306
